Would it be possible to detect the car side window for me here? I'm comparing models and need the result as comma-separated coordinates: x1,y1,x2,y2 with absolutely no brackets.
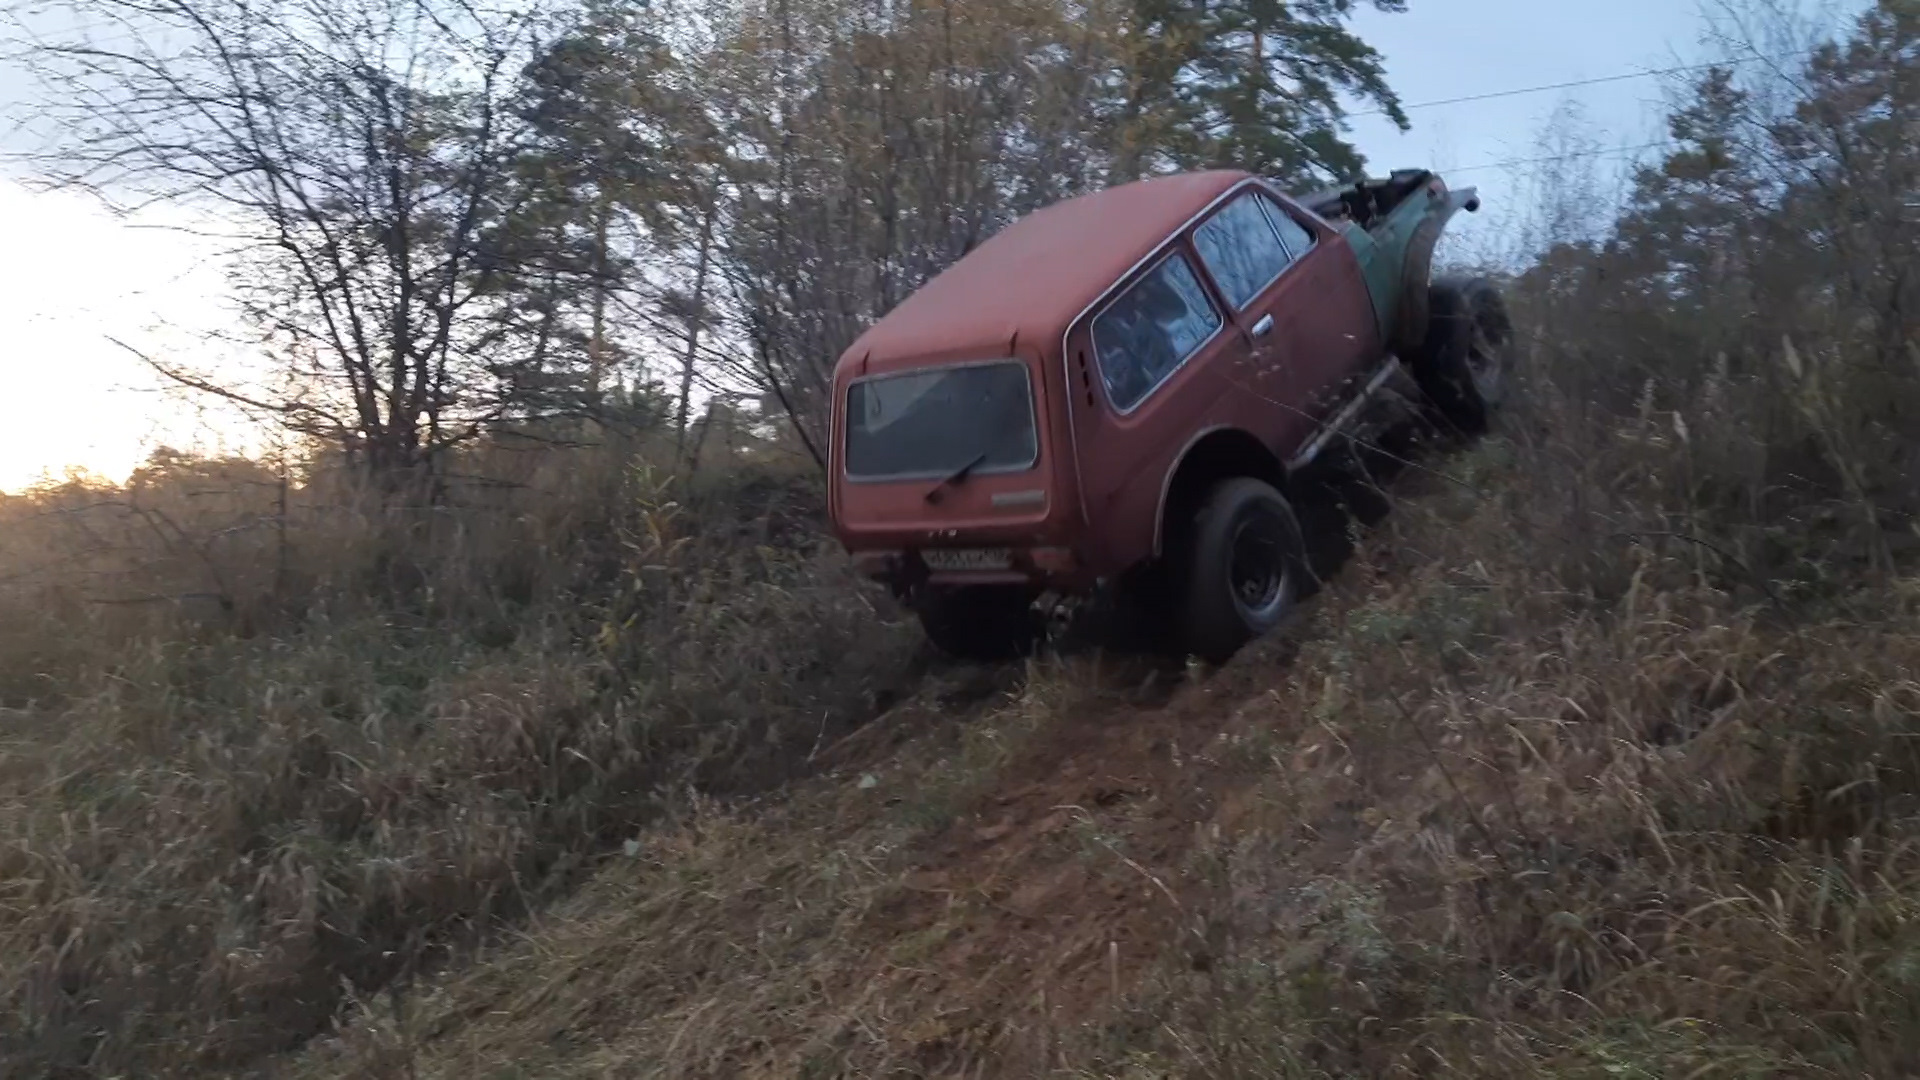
1259,192,1317,260
1092,252,1221,412
1193,192,1294,309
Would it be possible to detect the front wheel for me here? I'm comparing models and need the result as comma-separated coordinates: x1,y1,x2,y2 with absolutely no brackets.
1413,276,1514,434
914,585,1040,662
1178,478,1309,664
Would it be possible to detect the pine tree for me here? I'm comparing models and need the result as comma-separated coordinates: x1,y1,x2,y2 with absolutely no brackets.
1769,0,1918,370
491,0,709,410
1105,0,1409,185
1612,67,1767,302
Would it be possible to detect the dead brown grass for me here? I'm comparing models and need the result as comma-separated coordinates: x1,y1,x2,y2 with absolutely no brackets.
272,416,1920,1079
8,393,1916,1078
1080,446,1920,1078
0,435,917,1077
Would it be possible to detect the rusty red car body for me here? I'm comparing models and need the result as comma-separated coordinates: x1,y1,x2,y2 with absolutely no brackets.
827,167,1493,659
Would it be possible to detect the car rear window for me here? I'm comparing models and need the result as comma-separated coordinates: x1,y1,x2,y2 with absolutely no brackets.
842,361,1039,481
1091,253,1222,412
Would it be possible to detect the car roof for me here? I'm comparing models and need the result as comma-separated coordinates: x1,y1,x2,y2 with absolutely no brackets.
836,169,1251,380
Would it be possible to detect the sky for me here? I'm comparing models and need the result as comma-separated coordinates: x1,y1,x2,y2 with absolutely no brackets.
0,180,250,492
0,0,1871,493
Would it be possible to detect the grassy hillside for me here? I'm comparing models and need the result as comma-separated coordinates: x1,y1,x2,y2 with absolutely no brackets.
0,445,921,1074
4,6,1917,1076
10,290,1920,1076
278,434,1920,1078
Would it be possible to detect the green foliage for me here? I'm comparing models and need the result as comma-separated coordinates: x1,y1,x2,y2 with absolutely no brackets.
1177,0,1409,183
1099,0,1408,184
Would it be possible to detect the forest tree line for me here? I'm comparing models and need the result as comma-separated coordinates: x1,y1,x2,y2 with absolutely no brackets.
16,0,1409,484
1515,0,1919,569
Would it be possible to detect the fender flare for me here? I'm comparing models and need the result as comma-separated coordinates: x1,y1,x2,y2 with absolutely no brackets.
1390,190,1479,356
1150,425,1288,558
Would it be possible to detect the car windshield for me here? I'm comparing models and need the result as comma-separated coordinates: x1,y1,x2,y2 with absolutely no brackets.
843,361,1038,481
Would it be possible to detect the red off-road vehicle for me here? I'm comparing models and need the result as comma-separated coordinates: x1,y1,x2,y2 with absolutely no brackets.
828,168,1512,661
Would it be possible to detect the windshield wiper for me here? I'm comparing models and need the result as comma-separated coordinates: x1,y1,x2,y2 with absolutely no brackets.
925,451,989,503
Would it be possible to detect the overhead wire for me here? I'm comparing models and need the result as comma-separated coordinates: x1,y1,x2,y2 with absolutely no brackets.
1446,140,1678,175
1349,50,1808,119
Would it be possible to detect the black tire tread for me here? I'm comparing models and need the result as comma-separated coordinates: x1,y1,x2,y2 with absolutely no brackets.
1178,477,1306,664
1412,275,1513,435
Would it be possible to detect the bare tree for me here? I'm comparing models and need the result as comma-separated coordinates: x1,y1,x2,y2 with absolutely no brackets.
17,0,583,483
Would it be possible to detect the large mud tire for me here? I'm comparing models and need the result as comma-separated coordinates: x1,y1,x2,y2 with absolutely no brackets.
1413,276,1514,435
914,585,1041,662
1178,478,1308,664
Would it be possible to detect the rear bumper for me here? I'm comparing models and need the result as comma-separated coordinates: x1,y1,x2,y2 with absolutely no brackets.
848,546,1098,595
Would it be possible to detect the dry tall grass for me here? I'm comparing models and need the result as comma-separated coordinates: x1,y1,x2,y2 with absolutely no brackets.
1081,433,1920,1076
279,300,1920,1076
269,394,1920,1077
0,432,918,1076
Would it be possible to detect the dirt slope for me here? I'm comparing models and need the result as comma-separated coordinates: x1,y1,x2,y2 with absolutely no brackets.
282,443,1920,1078
265,439,1409,1079
276,626,1330,1077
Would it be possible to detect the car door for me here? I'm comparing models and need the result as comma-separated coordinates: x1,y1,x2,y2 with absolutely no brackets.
1067,242,1239,566
1256,191,1378,421
1190,186,1312,451
1191,184,1377,458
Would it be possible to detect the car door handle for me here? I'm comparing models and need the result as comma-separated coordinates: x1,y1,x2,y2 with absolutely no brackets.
1250,314,1275,338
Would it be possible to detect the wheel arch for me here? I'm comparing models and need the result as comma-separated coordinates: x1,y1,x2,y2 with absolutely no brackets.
1386,187,1482,356
1153,426,1288,559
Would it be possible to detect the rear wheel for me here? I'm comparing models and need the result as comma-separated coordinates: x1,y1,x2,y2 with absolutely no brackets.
1178,477,1308,664
1413,276,1514,434
914,585,1040,661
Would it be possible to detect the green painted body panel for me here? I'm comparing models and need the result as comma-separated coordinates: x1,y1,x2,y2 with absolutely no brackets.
1340,222,1392,344
1339,186,1478,351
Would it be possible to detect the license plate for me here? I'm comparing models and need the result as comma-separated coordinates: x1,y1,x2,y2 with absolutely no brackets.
922,548,1012,571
